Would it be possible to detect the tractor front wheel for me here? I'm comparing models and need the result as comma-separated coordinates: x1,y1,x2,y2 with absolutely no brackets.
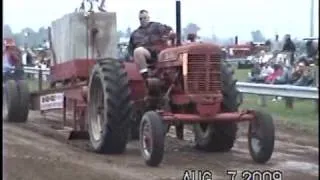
139,111,165,167
248,110,275,164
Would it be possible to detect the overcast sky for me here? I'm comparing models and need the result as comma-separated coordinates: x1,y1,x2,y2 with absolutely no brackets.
4,0,319,40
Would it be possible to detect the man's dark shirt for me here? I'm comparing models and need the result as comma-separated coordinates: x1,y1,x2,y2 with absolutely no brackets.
128,22,172,56
251,65,261,77
282,39,296,52
26,52,33,66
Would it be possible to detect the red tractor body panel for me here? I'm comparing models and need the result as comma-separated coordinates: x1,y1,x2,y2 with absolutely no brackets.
50,59,147,102
47,42,225,118
50,59,96,82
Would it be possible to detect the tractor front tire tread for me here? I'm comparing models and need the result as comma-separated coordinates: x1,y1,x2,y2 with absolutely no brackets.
248,110,275,163
140,111,165,167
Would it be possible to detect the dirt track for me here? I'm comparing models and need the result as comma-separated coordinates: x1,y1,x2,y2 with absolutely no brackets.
3,111,319,180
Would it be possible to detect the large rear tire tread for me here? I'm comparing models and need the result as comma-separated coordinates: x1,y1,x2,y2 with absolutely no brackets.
3,80,20,122
88,59,132,154
194,63,239,152
16,80,30,123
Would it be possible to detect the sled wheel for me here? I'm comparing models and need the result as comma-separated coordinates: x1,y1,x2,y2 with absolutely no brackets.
3,80,20,122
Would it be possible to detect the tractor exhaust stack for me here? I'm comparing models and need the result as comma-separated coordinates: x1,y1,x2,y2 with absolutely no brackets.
235,36,238,45
176,0,181,46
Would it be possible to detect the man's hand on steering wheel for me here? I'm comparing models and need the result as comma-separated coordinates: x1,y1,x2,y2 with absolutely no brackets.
168,30,176,39
160,30,175,41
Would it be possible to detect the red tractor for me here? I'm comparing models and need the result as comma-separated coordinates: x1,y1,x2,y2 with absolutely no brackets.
225,41,269,69
24,0,274,167
88,1,274,167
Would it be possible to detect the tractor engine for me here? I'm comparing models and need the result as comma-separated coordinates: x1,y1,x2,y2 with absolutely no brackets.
150,43,223,116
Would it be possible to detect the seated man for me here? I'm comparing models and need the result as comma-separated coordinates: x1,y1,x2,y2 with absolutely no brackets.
247,62,261,82
265,64,284,84
253,63,274,83
290,61,306,83
292,61,314,86
273,62,292,84
128,9,173,79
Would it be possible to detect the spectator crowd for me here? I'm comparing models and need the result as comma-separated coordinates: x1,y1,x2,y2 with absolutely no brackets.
247,34,318,87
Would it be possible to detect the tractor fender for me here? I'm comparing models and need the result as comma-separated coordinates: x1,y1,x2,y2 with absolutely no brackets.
123,62,147,101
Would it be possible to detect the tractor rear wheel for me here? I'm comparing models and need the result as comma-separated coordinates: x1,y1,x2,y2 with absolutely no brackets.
3,80,30,123
16,80,30,122
3,80,20,122
87,59,132,154
194,62,240,152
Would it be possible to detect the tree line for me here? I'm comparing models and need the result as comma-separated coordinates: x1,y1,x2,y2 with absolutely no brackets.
4,23,280,48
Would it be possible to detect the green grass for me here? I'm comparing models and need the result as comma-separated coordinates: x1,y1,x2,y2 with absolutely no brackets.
27,79,50,92
234,68,251,82
234,68,318,133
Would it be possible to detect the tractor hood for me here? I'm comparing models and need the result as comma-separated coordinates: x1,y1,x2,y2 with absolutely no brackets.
158,43,222,62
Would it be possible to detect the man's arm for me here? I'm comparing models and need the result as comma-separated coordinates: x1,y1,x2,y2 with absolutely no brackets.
154,22,173,35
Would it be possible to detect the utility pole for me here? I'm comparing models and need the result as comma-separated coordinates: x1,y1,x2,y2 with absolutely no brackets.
310,0,314,37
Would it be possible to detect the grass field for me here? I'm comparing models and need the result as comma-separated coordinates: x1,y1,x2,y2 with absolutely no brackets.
27,69,319,134
234,68,318,134
27,78,49,92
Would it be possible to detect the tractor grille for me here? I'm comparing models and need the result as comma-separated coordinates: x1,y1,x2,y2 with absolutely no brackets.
186,53,221,93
